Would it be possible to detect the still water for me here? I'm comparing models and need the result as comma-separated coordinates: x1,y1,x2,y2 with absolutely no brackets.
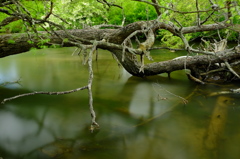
0,47,240,159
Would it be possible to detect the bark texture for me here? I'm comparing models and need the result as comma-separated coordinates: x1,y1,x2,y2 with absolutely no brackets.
0,20,238,80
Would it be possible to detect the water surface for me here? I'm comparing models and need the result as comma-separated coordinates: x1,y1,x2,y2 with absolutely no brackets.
0,47,240,159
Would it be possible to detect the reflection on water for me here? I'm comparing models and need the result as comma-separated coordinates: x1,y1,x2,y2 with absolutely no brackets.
0,48,240,159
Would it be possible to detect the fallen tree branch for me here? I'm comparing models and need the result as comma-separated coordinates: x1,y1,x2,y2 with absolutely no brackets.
150,47,184,51
224,60,240,79
87,41,99,132
186,72,205,84
1,86,88,104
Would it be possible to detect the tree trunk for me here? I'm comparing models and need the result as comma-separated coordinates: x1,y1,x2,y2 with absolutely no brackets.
1,21,238,81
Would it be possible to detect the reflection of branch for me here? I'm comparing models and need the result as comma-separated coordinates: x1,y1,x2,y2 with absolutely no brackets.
204,96,232,150
1,42,100,131
208,88,240,96
152,83,188,104
135,85,197,127
0,78,21,87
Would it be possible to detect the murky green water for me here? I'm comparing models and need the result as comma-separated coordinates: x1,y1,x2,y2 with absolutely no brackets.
0,47,240,159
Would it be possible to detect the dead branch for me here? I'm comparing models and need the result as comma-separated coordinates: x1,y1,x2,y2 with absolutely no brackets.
92,24,123,29
138,29,155,72
87,41,99,131
0,1,13,7
1,86,88,104
151,0,161,16
186,73,205,84
150,47,184,51
43,1,53,21
97,0,123,9
224,60,240,79
196,0,201,27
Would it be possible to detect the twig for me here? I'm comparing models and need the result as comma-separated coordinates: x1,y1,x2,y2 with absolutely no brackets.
151,0,161,16
132,0,229,14
196,0,201,27
1,86,88,104
97,0,122,9
224,60,240,79
43,1,53,21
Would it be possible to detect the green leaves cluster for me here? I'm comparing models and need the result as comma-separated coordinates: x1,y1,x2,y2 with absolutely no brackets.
157,0,240,48
0,0,46,33
107,1,157,25
49,0,108,29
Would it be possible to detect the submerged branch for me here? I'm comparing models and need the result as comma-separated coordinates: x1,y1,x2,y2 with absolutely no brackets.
208,88,240,96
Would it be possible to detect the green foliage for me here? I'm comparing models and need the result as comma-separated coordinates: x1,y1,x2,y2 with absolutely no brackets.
63,38,69,43
0,0,46,33
7,39,15,44
107,1,157,25
27,40,34,44
1,0,239,47
37,38,50,49
156,0,240,47
49,0,108,29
